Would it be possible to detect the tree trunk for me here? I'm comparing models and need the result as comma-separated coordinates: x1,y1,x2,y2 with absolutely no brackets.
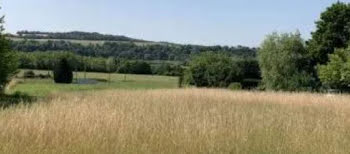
0,86,5,95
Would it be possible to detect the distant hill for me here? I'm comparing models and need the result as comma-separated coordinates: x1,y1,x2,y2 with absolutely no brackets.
14,31,149,42
9,30,257,61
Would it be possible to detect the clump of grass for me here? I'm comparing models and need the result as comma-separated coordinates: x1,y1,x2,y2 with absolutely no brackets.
0,89,350,153
0,91,37,108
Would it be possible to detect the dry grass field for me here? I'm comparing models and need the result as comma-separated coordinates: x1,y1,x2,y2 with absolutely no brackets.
1,89,350,153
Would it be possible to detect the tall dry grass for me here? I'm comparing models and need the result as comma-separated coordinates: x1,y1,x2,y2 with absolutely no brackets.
4,79,19,92
0,89,350,153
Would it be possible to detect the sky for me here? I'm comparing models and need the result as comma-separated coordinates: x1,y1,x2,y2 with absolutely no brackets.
0,0,348,47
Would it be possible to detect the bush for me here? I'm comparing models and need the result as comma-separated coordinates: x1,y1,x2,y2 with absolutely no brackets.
23,70,35,78
53,58,73,84
228,83,242,90
237,58,261,80
38,74,51,79
241,79,261,90
131,61,152,74
0,91,36,108
185,52,243,88
118,61,152,75
154,63,184,76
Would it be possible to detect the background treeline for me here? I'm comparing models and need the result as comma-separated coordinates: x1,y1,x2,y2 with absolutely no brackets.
17,51,184,75
10,39,257,61
14,31,146,42
18,51,111,73
18,51,261,87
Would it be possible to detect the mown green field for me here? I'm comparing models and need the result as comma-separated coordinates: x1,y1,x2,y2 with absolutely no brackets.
8,70,179,97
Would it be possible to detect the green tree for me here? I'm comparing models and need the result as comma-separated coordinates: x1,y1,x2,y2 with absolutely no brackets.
0,14,18,93
118,61,152,75
106,57,116,82
185,52,242,88
130,61,152,74
318,48,350,90
53,58,73,84
258,32,314,91
236,58,261,89
154,63,184,76
308,2,350,65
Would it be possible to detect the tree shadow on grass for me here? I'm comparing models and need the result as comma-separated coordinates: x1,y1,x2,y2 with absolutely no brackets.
0,92,37,109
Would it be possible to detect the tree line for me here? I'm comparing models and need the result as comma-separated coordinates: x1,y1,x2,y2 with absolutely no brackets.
14,31,146,42
10,39,257,61
185,2,350,92
17,51,185,75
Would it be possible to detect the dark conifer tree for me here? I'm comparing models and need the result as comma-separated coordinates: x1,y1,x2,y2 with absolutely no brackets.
53,58,73,84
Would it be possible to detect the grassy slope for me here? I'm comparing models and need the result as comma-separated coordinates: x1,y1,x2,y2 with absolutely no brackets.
9,70,178,96
0,89,350,153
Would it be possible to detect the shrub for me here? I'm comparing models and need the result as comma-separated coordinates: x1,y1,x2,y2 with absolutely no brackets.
228,83,242,90
53,58,73,84
185,52,243,88
0,91,36,108
241,79,261,90
155,64,184,76
118,61,152,75
131,61,152,74
38,74,51,79
23,70,35,78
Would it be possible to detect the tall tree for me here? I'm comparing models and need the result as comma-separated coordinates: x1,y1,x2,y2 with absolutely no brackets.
53,58,73,84
259,32,314,91
308,2,350,65
318,48,350,90
106,57,116,82
0,11,18,93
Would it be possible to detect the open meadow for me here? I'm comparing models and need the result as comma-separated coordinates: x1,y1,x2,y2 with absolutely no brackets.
0,89,350,153
4,1,350,153
3,70,350,153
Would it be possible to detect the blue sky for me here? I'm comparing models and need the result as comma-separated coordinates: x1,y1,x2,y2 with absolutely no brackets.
1,0,347,47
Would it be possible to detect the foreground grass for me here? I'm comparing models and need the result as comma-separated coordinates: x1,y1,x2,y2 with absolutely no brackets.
0,89,350,153
10,70,178,96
